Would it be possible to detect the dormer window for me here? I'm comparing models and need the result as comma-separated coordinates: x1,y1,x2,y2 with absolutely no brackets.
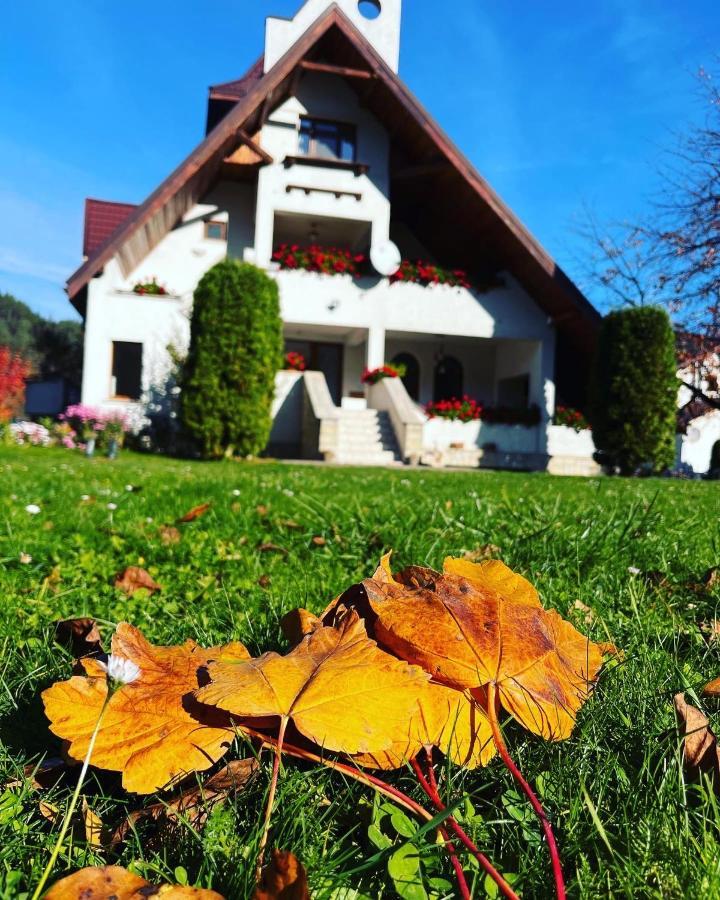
299,117,356,163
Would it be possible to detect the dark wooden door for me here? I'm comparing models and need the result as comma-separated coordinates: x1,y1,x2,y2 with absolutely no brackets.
286,340,344,406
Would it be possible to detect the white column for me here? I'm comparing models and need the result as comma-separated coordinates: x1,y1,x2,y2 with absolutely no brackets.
533,330,556,454
366,326,386,370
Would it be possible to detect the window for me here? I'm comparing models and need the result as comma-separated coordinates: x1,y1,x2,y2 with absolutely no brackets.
111,341,143,400
204,220,227,240
298,117,356,162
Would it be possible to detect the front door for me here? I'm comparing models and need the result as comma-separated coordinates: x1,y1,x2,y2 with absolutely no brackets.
286,340,344,406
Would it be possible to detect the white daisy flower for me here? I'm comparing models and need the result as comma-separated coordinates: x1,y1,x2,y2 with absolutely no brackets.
232,489,241,496
19,552,32,564
283,489,295,497
107,503,118,511
81,494,91,501
125,485,134,492
628,566,641,576
25,504,41,515
98,655,141,686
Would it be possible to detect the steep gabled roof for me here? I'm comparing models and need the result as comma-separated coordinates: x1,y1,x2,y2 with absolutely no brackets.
66,3,600,348
83,199,137,258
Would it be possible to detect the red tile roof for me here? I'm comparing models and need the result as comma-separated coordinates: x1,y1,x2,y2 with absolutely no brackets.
83,198,137,258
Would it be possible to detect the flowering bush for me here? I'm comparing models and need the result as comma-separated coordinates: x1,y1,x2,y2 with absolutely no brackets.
425,396,482,422
553,406,590,432
0,346,30,423
9,421,51,446
133,277,169,296
361,363,407,385
61,405,132,444
272,244,366,277
390,260,471,289
285,352,307,372
426,398,542,427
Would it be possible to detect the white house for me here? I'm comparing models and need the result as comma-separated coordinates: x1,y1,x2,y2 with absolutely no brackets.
67,0,603,472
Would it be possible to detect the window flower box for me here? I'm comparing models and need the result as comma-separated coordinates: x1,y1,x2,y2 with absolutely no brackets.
272,244,366,277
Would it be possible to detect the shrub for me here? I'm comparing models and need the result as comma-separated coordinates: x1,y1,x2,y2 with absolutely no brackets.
181,260,283,459
0,346,30,422
590,307,678,475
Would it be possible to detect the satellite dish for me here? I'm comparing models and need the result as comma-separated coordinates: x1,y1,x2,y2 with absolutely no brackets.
370,240,402,277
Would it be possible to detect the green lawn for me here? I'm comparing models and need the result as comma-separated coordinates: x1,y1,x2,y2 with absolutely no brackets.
1,446,719,899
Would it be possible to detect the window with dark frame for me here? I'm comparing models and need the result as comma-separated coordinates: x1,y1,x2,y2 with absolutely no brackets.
204,220,228,241
298,117,357,162
111,341,143,400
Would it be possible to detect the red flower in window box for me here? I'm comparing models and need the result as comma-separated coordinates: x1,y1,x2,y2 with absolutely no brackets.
361,362,407,385
285,352,307,372
273,244,366,277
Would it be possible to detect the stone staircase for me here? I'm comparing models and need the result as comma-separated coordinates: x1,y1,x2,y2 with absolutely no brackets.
329,409,402,466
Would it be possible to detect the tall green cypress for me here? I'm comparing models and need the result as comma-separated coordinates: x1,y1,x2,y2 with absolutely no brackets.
182,260,283,459
590,307,678,475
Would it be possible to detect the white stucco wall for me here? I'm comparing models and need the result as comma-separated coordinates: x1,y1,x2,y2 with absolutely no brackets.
265,0,403,73
253,72,391,269
80,182,256,409
680,412,720,474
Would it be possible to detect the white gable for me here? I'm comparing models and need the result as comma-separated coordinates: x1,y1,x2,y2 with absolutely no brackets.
265,0,402,73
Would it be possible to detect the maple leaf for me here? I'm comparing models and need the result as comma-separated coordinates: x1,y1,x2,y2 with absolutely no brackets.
114,566,162,596
45,865,224,898
355,681,495,770
363,557,603,741
254,849,310,900
197,612,429,756
42,624,250,793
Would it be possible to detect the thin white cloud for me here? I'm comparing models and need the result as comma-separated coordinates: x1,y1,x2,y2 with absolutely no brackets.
0,247,70,284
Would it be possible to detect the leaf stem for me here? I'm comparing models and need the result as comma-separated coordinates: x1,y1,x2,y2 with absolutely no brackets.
486,683,566,900
411,755,519,900
31,693,112,900
242,724,432,821
255,715,288,882
409,757,470,900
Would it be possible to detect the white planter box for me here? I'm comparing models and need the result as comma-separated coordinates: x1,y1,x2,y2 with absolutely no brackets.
547,425,595,458
423,418,540,454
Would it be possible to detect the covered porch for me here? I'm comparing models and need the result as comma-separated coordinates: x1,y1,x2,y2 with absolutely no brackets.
283,324,553,414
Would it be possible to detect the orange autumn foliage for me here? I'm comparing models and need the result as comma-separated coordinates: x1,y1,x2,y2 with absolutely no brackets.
42,624,250,793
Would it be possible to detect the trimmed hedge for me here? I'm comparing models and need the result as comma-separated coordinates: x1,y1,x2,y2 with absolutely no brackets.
181,260,283,459
590,307,678,475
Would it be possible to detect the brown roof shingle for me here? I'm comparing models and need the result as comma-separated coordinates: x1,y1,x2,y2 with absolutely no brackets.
83,198,137,258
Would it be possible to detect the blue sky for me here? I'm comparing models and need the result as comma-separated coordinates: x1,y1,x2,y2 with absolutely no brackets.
0,0,717,321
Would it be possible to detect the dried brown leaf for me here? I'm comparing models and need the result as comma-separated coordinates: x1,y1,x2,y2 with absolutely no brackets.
674,692,720,784
177,502,212,524
258,543,288,556
254,849,310,900
54,618,104,659
160,525,182,545
112,758,259,846
311,536,327,547
258,575,272,589
702,677,720,697
114,566,162,596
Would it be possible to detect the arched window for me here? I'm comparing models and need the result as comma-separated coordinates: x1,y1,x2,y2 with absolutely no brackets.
433,356,463,401
392,352,420,401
